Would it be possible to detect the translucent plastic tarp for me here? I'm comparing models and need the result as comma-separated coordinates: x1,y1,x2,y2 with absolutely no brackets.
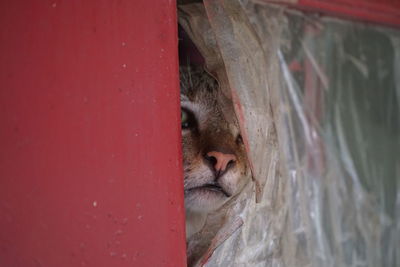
179,1,400,266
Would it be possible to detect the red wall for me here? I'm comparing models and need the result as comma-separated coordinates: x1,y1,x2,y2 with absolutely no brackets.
0,1,186,266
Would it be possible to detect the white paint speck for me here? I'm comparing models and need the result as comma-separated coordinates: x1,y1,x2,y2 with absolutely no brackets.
92,201,98,207
121,218,128,225
52,3,57,8
122,64,127,68
121,42,126,46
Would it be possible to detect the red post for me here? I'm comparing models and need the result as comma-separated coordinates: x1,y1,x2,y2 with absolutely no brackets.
0,1,186,266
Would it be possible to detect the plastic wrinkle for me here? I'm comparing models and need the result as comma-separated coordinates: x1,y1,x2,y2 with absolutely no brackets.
179,0,400,266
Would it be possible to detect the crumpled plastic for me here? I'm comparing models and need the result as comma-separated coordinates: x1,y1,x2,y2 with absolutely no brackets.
179,1,400,266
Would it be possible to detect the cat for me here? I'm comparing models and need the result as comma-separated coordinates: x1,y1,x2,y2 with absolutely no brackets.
180,66,250,266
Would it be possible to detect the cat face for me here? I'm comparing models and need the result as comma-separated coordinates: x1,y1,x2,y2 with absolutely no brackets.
180,67,249,213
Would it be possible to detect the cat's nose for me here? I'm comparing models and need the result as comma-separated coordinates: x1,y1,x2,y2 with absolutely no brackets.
204,151,236,175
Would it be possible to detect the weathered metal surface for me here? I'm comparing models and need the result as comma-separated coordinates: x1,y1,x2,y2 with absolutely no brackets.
0,1,186,266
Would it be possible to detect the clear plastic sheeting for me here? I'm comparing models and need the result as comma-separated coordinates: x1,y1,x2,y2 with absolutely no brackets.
179,1,400,266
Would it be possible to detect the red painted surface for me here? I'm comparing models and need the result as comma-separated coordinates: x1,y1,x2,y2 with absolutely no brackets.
0,1,186,267
265,0,400,27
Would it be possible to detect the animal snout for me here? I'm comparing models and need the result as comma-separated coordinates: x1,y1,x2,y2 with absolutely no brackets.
204,151,236,178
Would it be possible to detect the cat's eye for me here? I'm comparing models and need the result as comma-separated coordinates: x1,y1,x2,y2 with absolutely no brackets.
181,109,190,129
181,108,198,131
236,134,244,145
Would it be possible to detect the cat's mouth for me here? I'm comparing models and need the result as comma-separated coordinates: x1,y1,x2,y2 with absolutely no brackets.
187,183,231,198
